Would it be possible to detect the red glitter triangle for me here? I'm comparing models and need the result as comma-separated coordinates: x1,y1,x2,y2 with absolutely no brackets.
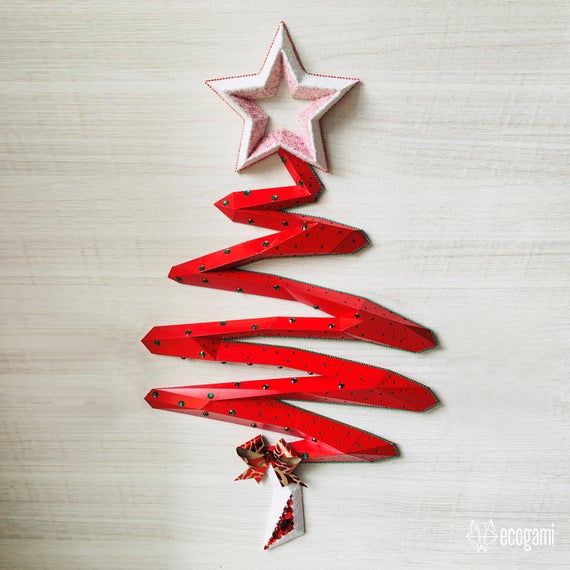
264,495,295,550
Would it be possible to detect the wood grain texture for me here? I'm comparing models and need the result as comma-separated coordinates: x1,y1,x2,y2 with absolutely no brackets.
1,1,569,568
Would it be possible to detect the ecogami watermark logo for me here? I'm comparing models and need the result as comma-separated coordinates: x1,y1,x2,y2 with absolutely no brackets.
467,520,555,552
466,520,498,552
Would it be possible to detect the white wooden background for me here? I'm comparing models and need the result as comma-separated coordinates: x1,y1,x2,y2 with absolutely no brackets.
1,1,569,568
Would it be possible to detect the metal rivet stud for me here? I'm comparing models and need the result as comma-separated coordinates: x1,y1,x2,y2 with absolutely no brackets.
284,427,290,431
273,285,280,290
282,221,288,226
262,241,269,247
328,323,335,329
247,218,254,224
291,378,297,384
236,287,243,292
178,401,185,408
262,384,269,390
224,248,231,254
222,200,229,206
175,276,182,283
251,324,258,330
302,224,308,231
234,382,240,387
229,409,236,416
251,423,257,428
220,321,226,326
199,351,206,358
338,383,345,389
185,329,191,335
289,317,296,323
302,452,309,460
152,390,159,398
312,437,317,442
199,265,205,271
153,339,160,346
271,194,278,201
202,278,209,284
313,305,319,310
202,411,209,416
354,313,361,318
243,190,250,196
207,392,214,399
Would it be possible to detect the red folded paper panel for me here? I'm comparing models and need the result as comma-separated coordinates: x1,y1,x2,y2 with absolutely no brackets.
143,150,437,462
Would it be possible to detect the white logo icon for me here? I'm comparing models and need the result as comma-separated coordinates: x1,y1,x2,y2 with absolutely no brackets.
466,520,498,552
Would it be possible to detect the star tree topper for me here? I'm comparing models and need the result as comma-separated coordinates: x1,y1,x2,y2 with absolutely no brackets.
206,22,359,172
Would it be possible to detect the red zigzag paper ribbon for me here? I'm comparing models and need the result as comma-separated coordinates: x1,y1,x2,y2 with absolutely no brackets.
143,150,438,463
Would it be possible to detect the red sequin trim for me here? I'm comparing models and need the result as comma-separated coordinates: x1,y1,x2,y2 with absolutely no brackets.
264,496,295,549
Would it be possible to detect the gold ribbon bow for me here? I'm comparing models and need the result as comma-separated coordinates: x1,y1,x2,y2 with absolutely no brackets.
235,435,307,487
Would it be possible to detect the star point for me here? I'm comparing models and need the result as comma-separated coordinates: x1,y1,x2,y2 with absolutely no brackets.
206,22,359,172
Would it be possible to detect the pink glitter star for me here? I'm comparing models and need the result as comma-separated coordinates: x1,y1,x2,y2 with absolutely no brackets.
206,22,359,172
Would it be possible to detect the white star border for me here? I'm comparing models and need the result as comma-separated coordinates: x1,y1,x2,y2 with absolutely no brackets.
206,22,359,172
